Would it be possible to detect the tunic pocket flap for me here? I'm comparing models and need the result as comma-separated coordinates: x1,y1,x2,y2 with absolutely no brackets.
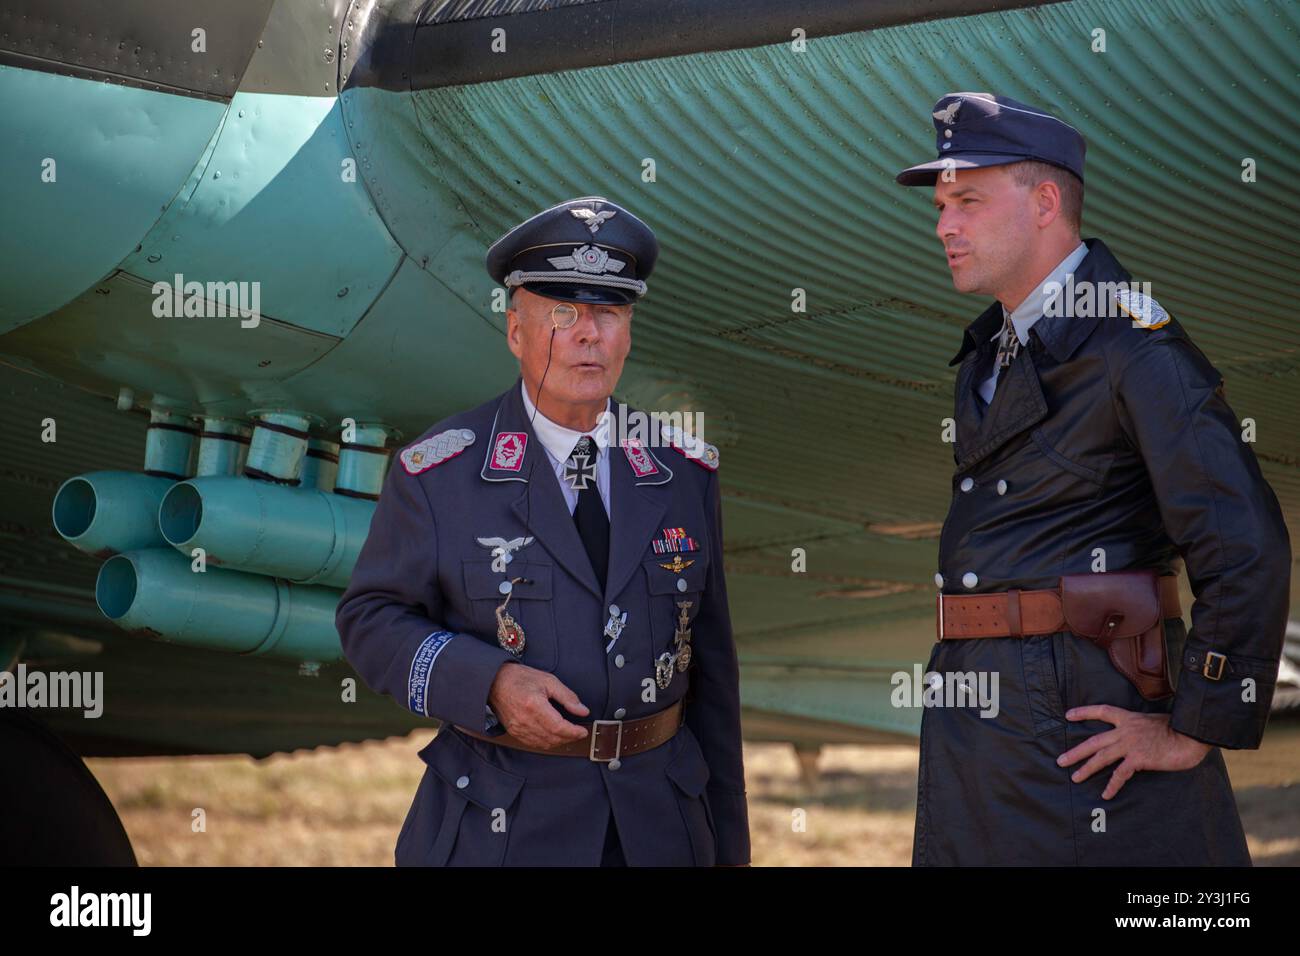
420,730,525,812
1059,570,1160,643
665,745,711,797
463,558,552,601
644,555,708,595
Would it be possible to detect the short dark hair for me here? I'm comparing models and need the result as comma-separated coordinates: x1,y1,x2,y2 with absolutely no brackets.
1008,160,1083,233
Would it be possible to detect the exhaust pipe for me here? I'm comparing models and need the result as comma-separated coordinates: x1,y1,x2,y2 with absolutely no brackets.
157,477,375,589
95,549,342,661
52,471,176,557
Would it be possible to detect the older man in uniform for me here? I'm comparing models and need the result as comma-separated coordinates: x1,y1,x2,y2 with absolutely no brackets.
895,93,1291,865
336,196,750,866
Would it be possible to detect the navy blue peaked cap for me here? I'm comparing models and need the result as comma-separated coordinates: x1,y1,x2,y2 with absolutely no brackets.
486,196,659,305
896,92,1086,186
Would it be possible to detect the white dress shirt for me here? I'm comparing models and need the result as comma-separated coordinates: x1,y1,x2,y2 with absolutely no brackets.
978,241,1089,405
520,380,612,517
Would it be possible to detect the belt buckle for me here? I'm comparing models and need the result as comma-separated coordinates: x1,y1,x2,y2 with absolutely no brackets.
936,592,946,640
1202,651,1227,681
589,719,624,762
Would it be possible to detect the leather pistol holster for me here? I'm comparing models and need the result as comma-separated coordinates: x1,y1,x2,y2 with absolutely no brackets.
1058,570,1177,700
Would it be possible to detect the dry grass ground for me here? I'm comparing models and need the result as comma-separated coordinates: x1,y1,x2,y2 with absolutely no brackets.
88,722,1300,866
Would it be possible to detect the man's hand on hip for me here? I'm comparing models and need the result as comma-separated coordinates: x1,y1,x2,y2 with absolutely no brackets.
488,662,590,750
1057,704,1212,800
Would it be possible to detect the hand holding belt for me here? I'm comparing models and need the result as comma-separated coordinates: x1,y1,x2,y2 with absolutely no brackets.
455,700,683,762
936,570,1181,700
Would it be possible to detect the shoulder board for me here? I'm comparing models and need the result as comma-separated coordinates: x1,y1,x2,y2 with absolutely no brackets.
1112,288,1171,330
399,428,475,475
660,424,719,471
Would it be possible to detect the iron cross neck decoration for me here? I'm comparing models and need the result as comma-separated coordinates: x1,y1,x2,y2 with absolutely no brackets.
564,435,597,491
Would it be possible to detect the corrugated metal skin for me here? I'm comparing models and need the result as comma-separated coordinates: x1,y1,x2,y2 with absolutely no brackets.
0,365,147,596
412,0,1299,563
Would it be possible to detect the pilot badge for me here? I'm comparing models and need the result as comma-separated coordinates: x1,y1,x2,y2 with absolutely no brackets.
659,555,695,574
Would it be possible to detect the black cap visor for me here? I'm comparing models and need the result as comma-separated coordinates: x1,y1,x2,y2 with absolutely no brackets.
520,282,639,305
895,152,1034,186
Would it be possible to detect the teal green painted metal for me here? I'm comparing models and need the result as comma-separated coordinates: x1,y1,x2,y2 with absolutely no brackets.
245,411,316,481
302,438,341,490
279,255,520,432
0,270,341,415
336,86,479,282
96,548,343,661
144,409,198,477
0,67,226,333
741,666,923,739
158,476,375,589
51,471,175,557
119,92,404,338
336,423,395,496
0,364,433,758
196,418,252,477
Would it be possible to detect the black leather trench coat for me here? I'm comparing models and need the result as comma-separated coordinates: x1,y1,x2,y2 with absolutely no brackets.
914,238,1292,865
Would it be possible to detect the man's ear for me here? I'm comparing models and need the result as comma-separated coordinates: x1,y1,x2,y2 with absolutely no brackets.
505,307,524,360
1036,179,1063,228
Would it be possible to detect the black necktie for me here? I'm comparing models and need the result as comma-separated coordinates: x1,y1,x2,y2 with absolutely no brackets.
565,436,609,589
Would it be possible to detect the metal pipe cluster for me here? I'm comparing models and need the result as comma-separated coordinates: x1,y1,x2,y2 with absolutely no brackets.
51,407,398,664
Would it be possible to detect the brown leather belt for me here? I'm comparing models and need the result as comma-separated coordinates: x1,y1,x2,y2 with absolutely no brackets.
935,570,1183,700
454,700,683,762
937,573,1181,640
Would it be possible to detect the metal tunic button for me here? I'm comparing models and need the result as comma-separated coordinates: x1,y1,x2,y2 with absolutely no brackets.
962,572,979,589
934,572,945,588
941,142,951,149
960,477,974,492
608,758,622,771
614,707,626,719
676,578,687,592
614,654,625,668
944,129,953,139
502,552,513,565
455,775,469,789
459,429,474,442
498,580,512,594
996,479,1008,495
609,604,620,617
